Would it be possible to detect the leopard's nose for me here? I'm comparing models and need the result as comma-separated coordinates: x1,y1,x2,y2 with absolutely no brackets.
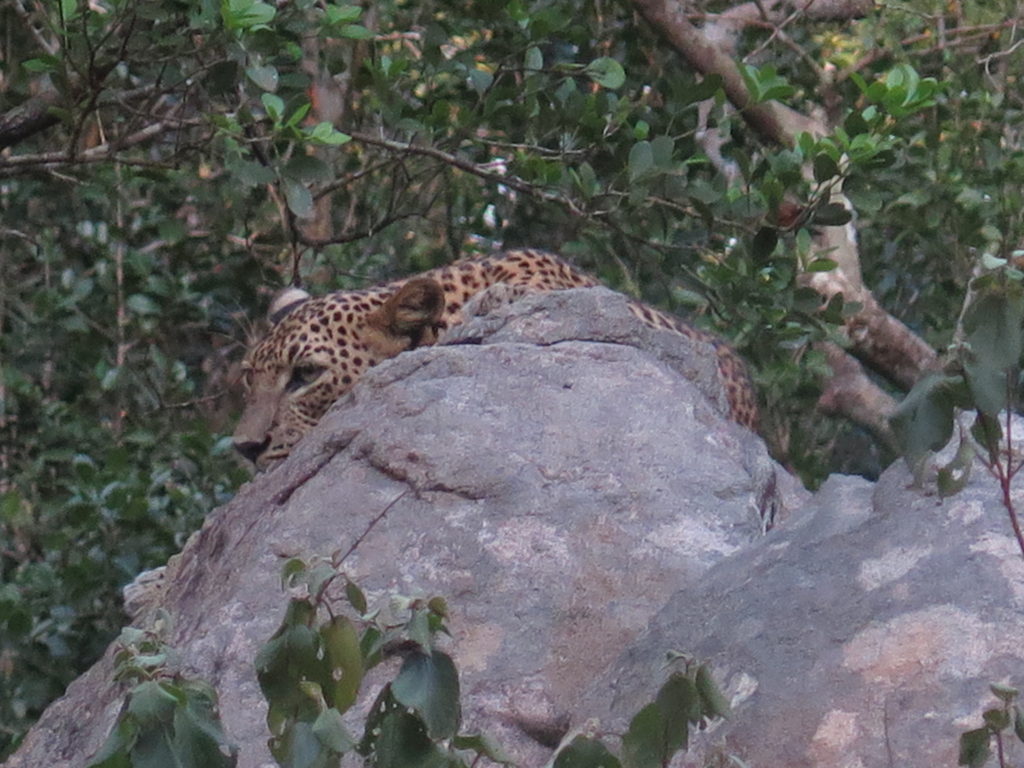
234,436,270,464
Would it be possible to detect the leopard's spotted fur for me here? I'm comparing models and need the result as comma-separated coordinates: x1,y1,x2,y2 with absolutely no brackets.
233,249,758,468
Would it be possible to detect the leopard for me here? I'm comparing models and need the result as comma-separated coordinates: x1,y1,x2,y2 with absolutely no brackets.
233,249,759,469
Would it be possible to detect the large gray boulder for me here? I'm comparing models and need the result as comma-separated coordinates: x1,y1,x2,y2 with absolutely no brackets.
582,459,1024,766
17,285,1020,768
8,288,791,767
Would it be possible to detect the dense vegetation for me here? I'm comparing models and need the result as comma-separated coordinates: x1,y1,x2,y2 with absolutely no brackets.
3,0,1024,757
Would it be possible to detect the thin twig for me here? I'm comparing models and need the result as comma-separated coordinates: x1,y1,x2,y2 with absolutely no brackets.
337,491,409,565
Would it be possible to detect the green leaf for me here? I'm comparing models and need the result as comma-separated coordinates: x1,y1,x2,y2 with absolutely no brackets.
320,616,363,713
281,558,307,589
407,608,431,651
340,24,374,39
226,157,275,188
246,65,279,92
270,719,325,768
426,596,448,619
937,437,973,498
22,56,61,74
87,718,137,768
982,253,1008,270
983,708,1011,731
958,727,990,767
812,203,852,226
283,180,315,219
127,294,160,315
650,135,674,169
621,673,699,768
373,709,449,768
127,681,179,725
525,46,543,71
312,707,356,754
628,141,653,182
286,103,312,129
1014,705,1024,742
256,600,327,728
813,153,840,183
585,57,626,90
323,4,362,25
806,258,838,273
694,664,731,719
658,671,703,725
345,580,367,615
261,93,285,121
622,703,672,768
891,373,961,460
751,227,778,263
962,287,1024,415
555,736,621,768
308,121,351,146
452,733,513,765
222,0,276,30
171,683,236,767
468,68,493,96
391,650,460,740
971,412,1002,454
689,74,723,102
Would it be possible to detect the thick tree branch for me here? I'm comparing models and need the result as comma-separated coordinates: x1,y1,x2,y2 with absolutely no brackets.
0,118,189,176
629,0,824,144
628,0,942,437
717,0,873,25
816,341,900,452
0,90,63,151
346,131,588,215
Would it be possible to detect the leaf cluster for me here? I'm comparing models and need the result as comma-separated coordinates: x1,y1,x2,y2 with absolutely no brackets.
259,563,732,768
6,0,1024,751
959,683,1024,768
256,557,496,768
555,655,731,768
86,625,237,768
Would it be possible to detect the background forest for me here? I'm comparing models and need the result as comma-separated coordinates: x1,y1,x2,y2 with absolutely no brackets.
3,0,1024,757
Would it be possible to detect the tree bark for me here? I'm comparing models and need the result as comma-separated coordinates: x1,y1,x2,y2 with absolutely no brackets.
628,0,939,430
0,90,61,151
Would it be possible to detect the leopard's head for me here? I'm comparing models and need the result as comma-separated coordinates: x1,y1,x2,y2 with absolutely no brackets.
233,278,445,469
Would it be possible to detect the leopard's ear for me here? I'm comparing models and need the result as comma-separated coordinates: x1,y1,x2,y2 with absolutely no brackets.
368,278,445,347
268,287,311,324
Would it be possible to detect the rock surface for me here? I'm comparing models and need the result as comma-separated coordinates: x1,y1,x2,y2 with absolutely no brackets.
8,288,790,767
14,285,1022,768
581,461,1024,767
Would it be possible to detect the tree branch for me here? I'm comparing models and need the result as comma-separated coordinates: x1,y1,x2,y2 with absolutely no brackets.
816,341,900,452
628,0,942,433
0,118,192,176
346,130,588,215
629,0,824,145
0,90,64,151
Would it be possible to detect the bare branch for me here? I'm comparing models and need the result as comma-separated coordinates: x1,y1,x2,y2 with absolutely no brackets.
0,116,199,176
346,130,588,215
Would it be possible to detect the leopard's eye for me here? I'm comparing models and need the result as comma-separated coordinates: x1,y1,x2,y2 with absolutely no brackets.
286,364,325,392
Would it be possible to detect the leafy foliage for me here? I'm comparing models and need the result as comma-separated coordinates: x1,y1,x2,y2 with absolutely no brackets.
259,561,730,768
893,260,1024,555
959,682,1024,767
5,0,1024,755
86,624,237,768
257,556,480,767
